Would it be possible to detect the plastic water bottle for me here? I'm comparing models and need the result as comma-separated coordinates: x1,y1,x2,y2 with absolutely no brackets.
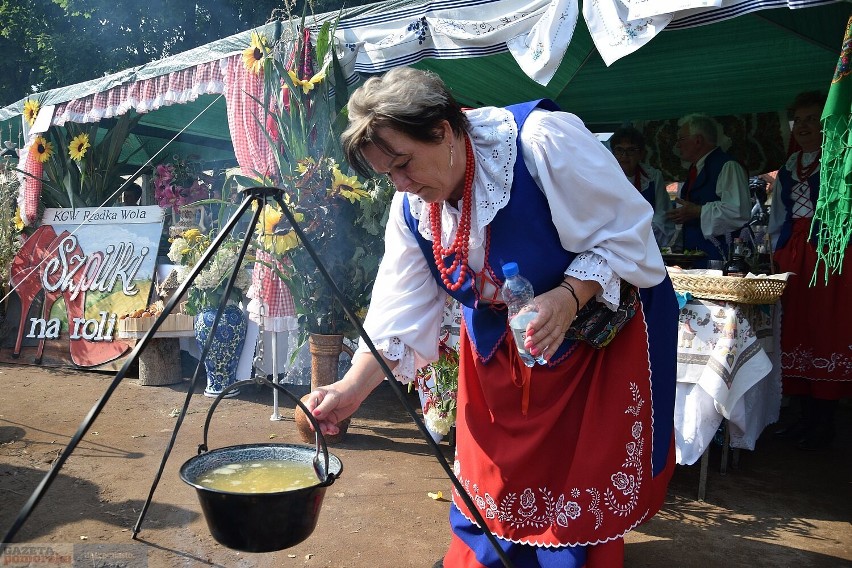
501,262,546,367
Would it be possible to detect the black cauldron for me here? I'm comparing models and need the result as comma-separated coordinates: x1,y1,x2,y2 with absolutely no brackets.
180,379,342,552
180,444,342,552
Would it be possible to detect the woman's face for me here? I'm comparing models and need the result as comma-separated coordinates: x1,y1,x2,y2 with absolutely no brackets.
791,104,823,152
611,140,643,176
360,123,462,203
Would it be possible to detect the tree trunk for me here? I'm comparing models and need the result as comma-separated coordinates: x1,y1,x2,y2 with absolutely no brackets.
137,338,184,386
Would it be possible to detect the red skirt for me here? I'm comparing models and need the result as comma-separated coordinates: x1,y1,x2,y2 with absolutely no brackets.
774,218,852,399
450,307,674,549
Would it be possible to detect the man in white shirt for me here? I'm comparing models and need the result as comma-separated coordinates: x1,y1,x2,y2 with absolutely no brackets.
667,113,750,266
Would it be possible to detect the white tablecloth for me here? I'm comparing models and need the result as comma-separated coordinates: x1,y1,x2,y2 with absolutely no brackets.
675,298,782,465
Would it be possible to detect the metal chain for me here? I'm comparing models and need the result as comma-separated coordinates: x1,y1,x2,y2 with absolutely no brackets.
252,303,266,383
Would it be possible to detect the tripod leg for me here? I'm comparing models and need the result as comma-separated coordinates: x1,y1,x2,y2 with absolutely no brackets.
132,363,203,537
133,190,266,536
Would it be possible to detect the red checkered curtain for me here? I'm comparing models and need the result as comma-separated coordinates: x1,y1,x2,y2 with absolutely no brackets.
222,54,297,331
222,54,278,179
53,60,224,125
17,144,43,226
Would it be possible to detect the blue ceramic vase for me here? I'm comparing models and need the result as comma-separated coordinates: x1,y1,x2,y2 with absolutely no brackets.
194,304,247,397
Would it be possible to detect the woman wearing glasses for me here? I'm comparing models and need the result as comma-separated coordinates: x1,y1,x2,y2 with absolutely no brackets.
609,127,674,248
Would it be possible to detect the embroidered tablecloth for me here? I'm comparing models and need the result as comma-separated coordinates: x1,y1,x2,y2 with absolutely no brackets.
675,298,782,465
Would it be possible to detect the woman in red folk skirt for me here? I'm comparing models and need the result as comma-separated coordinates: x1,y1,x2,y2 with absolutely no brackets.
769,90,852,450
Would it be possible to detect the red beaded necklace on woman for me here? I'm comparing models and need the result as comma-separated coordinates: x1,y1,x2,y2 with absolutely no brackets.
429,132,474,292
796,148,821,181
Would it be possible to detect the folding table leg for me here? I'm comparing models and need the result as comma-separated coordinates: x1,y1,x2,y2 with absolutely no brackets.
698,445,709,501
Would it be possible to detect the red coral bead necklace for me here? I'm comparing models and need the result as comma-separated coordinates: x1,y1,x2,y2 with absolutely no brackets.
430,132,474,292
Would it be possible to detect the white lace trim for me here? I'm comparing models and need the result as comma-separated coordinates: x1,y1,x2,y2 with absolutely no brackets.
407,107,517,251
566,252,622,309
784,150,821,182
369,336,417,384
245,298,300,332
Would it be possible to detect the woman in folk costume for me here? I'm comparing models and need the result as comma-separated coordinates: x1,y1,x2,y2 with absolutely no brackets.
306,67,678,567
769,90,852,450
609,126,675,248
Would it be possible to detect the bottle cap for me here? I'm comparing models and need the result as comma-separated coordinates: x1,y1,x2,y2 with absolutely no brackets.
502,262,519,277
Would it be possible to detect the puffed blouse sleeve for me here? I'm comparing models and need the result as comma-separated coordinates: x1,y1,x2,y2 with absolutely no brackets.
520,109,667,289
354,191,446,382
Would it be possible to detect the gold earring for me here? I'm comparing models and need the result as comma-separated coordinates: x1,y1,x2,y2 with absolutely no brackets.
449,144,454,168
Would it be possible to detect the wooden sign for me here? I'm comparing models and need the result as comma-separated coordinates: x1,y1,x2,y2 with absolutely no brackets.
1,206,165,370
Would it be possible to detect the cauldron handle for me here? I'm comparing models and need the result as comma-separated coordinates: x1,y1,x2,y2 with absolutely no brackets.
198,377,332,484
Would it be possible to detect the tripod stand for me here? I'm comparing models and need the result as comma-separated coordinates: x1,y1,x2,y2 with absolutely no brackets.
1,185,514,568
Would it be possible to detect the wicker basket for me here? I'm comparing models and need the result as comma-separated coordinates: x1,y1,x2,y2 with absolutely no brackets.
669,273,786,304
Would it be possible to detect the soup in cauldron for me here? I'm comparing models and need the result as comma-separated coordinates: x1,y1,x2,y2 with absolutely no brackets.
197,459,318,493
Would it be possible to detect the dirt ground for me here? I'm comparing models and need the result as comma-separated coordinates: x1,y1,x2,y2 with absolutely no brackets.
0,360,850,568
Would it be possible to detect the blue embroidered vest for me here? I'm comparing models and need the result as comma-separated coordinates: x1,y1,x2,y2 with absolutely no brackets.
402,99,576,364
681,147,737,260
640,178,656,209
776,164,820,250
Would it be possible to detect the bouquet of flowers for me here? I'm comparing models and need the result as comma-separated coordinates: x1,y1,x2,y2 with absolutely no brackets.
251,157,391,335
153,155,210,215
18,110,144,216
232,15,392,338
167,227,251,316
415,345,459,437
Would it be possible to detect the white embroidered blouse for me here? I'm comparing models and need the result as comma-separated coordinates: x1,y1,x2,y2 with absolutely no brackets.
356,107,666,382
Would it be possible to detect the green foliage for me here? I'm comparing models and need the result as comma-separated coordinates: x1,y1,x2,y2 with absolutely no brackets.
413,345,459,436
245,15,392,338
25,113,145,209
0,162,23,288
0,0,376,107
280,174,393,337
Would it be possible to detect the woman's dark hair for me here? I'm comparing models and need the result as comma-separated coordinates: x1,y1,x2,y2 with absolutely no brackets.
788,91,827,116
342,67,470,178
121,185,142,205
609,126,645,150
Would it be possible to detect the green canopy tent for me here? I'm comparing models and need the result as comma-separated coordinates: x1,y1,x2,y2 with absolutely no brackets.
419,3,850,128
0,0,847,176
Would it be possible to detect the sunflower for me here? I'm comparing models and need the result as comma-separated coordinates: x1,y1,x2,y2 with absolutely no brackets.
31,136,53,163
23,100,40,126
242,31,269,75
331,165,369,203
259,203,283,233
259,230,301,255
68,133,91,161
287,69,326,94
255,204,304,255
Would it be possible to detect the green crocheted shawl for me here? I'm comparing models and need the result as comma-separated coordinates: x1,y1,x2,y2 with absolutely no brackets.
814,15,852,284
